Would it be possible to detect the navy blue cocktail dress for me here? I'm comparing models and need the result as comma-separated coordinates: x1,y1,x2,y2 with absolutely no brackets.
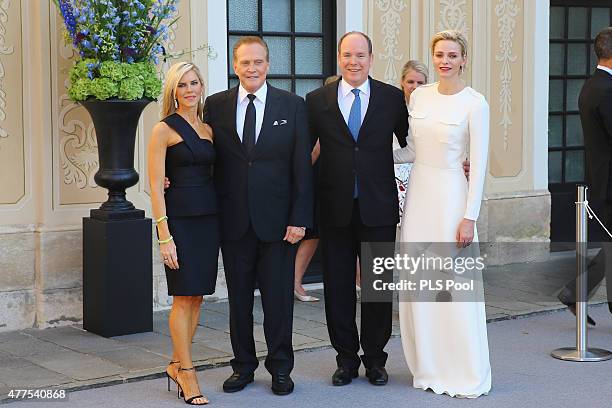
162,113,219,296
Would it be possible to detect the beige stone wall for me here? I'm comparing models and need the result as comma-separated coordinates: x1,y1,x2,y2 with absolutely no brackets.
488,0,523,178
0,0,25,205
0,0,224,332
0,0,549,331
367,0,536,189
368,0,412,85
365,0,549,254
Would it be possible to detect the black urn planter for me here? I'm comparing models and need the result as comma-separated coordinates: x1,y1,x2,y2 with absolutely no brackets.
81,97,153,337
81,98,152,220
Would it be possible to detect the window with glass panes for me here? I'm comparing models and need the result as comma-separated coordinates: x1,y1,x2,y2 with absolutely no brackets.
548,1,612,244
548,3,612,185
227,0,335,98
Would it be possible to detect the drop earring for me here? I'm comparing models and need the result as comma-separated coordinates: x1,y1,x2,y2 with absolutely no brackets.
174,98,178,109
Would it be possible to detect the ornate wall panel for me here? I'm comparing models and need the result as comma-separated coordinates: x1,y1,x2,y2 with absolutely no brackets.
370,0,411,85
0,0,25,204
489,0,523,177
434,0,473,84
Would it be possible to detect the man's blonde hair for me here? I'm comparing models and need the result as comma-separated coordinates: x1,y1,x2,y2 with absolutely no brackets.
232,36,270,62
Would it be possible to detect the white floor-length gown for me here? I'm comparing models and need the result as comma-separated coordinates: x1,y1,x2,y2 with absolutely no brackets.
393,82,492,398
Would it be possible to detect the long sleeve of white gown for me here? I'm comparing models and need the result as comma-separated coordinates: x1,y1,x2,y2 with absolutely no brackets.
393,96,416,164
393,128,415,164
464,97,489,221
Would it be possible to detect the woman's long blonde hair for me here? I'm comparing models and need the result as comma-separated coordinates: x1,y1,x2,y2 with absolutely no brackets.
161,62,205,119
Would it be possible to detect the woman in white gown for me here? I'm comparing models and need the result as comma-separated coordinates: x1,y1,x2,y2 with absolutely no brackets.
393,30,491,398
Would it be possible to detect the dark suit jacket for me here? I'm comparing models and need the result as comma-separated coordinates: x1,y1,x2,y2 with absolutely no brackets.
579,68,612,201
305,77,408,228
204,84,313,242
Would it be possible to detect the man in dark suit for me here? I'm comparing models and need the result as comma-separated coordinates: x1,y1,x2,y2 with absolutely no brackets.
203,36,313,395
558,27,612,324
305,31,408,386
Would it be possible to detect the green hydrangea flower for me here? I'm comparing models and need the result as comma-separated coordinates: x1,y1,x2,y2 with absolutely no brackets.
122,62,144,80
67,58,161,101
141,61,158,77
118,77,145,100
99,61,126,82
69,78,91,101
143,75,162,99
69,59,95,83
90,77,119,100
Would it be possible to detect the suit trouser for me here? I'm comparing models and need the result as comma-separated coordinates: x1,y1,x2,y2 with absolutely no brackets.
221,225,296,375
320,199,395,370
560,202,612,308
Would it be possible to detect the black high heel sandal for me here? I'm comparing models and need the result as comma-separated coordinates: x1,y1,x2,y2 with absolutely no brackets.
166,360,180,392
176,367,209,405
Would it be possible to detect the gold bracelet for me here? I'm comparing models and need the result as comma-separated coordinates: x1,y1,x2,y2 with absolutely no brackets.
155,215,168,224
158,235,174,244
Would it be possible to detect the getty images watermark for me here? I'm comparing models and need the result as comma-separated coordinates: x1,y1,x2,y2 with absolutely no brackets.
360,242,488,303
359,241,604,303
371,252,486,292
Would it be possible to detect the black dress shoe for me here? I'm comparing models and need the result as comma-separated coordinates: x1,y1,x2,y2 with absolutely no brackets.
567,303,596,326
271,373,294,395
365,366,388,386
223,372,254,393
332,367,358,386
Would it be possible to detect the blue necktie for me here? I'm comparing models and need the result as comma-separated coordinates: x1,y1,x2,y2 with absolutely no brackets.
348,89,361,197
348,89,361,141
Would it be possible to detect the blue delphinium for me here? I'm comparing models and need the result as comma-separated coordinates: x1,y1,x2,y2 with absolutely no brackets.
52,0,179,101
57,0,77,43
53,0,178,65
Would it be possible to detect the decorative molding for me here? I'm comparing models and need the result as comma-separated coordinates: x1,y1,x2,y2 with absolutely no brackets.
438,0,468,37
56,26,98,190
169,20,178,53
494,0,519,151
0,0,14,141
58,95,98,189
375,0,408,84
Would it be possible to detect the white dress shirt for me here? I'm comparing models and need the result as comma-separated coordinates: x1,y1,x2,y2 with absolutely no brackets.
337,78,370,127
236,82,267,142
597,65,612,76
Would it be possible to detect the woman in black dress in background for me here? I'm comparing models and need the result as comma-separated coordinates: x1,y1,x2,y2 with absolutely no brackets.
148,62,217,405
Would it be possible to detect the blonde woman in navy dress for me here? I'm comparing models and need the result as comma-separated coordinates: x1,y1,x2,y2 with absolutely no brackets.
148,62,218,405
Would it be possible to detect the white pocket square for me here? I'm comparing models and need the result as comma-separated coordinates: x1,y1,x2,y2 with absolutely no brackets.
273,119,288,126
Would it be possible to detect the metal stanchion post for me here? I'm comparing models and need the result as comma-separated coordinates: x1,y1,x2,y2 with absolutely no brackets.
552,185,612,362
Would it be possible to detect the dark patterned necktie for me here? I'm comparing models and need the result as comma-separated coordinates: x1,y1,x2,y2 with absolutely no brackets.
243,94,256,154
